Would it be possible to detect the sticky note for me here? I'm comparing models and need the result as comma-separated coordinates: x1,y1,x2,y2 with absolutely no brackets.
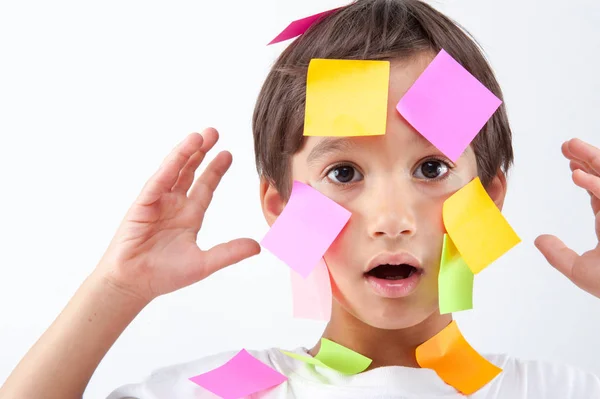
314,338,372,374
261,181,351,278
291,258,332,321
442,177,520,274
282,338,372,375
396,49,502,162
416,321,501,395
304,59,390,137
189,349,287,399
438,234,474,314
268,7,342,45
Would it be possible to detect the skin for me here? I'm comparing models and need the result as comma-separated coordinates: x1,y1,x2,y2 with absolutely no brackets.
261,54,507,368
2,55,600,397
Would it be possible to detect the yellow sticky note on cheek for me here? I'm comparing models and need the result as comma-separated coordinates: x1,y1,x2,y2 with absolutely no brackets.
416,321,502,395
442,177,520,274
304,59,390,137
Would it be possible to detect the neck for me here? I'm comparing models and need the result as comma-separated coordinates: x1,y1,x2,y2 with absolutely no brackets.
309,303,452,369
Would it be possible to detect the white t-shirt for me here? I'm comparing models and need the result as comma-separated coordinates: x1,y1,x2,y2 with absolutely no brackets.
106,347,600,398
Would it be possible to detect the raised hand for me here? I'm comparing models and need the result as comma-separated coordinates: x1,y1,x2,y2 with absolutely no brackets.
97,128,261,303
535,138,600,298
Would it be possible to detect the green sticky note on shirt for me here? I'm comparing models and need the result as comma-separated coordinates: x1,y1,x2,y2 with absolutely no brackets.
438,234,474,314
282,338,371,375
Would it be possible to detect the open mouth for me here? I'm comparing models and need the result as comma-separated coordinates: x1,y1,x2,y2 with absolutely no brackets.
365,264,420,280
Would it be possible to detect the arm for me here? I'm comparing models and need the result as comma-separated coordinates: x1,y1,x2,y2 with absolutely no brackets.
0,128,260,399
0,270,147,399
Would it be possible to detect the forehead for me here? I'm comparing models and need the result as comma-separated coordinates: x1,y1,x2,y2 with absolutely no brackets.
297,52,439,160
388,52,437,102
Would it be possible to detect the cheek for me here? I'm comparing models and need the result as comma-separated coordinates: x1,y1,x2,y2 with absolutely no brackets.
415,174,471,200
414,194,446,230
324,222,355,262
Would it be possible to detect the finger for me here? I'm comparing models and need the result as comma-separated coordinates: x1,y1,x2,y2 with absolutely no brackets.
572,169,600,199
596,209,600,242
189,151,233,216
565,138,600,175
563,141,593,174
137,133,204,205
561,140,573,159
199,238,261,276
569,160,589,174
172,128,220,194
534,234,579,280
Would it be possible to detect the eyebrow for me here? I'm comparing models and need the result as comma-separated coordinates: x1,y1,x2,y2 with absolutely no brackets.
306,137,361,166
305,133,441,167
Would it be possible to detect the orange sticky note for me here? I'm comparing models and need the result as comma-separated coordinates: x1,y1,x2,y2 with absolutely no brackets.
416,321,501,395
442,177,520,274
304,59,390,137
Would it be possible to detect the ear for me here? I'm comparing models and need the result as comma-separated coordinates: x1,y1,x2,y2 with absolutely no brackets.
486,170,508,211
260,177,286,227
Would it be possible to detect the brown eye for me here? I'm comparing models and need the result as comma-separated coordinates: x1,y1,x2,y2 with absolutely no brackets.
326,165,363,184
414,160,449,180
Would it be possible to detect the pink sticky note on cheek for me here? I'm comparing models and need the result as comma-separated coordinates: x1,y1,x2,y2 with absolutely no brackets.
291,258,332,321
189,349,287,399
268,8,342,45
396,49,502,162
261,181,351,278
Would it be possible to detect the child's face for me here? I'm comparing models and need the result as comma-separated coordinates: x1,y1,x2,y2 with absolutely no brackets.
290,53,479,329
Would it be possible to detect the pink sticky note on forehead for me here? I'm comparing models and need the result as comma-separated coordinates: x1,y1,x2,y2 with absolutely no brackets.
189,349,287,399
268,8,342,45
291,258,332,321
396,49,502,162
261,181,351,278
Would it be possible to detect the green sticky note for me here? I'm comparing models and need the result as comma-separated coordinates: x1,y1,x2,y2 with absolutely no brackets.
282,338,371,375
315,338,372,374
281,351,326,368
438,234,474,314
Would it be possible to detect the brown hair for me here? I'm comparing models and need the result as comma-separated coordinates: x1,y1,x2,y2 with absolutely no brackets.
252,0,513,199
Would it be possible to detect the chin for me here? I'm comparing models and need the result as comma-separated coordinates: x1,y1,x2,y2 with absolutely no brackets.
359,304,440,330
334,292,443,330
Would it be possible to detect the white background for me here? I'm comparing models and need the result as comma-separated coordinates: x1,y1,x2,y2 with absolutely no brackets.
1,0,599,397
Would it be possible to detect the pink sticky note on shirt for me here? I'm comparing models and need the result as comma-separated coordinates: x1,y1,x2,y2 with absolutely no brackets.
291,258,332,321
268,8,342,45
396,49,502,162
261,180,351,278
189,349,287,399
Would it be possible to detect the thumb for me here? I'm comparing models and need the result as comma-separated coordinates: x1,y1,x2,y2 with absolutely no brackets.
201,238,261,276
534,234,579,280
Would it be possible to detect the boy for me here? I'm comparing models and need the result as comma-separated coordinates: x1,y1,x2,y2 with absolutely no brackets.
2,0,600,398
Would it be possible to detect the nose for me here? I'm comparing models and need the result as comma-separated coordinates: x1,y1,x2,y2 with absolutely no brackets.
367,183,417,239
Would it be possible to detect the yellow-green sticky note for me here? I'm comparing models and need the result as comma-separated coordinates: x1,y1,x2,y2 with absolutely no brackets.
438,234,474,314
304,59,390,137
442,177,521,274
282,338,371,375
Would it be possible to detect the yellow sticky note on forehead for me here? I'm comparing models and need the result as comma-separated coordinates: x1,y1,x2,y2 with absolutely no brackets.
304,59,390,137
442,177,520,274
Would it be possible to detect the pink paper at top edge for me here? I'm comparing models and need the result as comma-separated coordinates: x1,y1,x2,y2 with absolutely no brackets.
268,7,342,45
396,49,502,162
291,258,332,321
261,181,351,278
189,349,287,399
